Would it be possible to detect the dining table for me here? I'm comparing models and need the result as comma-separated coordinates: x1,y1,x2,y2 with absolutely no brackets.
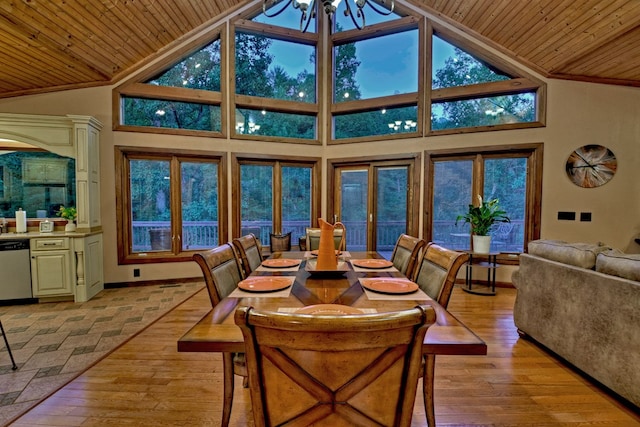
178,250,486,357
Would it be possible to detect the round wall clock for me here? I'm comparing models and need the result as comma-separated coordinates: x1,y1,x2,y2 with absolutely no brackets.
565,144,617,188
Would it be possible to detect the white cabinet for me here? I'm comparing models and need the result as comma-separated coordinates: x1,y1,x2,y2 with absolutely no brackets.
30,237,74,297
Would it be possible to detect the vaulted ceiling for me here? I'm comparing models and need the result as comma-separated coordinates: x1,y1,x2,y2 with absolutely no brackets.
1,0,639,100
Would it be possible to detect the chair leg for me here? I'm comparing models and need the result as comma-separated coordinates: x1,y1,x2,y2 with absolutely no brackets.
0,320,18,370
423,354,436,427
222,352,235,427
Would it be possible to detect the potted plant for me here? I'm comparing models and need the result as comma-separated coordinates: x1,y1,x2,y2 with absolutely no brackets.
57,205,77,232
455,196,510,253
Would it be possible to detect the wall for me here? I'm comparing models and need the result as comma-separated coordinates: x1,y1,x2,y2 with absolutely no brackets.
1,78,639,284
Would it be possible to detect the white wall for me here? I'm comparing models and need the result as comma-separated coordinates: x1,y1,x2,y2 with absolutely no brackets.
1,78,639,284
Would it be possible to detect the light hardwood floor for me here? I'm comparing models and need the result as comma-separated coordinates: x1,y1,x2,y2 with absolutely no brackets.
9,286,640,426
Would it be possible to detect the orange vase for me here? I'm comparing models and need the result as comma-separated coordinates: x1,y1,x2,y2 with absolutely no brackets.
315,218,346,270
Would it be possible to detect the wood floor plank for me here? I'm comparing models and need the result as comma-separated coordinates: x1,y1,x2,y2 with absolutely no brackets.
9,286,640,427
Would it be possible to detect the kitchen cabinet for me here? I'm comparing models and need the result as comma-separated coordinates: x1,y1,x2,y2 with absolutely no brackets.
30,237,73,297
22,158,69,184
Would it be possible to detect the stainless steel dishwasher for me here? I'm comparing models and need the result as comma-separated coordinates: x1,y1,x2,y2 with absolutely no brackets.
0,239,33,302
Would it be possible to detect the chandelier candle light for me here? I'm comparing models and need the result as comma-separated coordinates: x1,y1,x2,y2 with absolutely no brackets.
263,0,394,32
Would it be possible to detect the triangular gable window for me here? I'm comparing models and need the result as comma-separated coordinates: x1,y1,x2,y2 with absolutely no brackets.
147,40,221,92
429,29,544,133
432,36,510,89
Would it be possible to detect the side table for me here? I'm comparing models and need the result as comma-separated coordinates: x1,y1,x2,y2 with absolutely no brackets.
462,251,499,296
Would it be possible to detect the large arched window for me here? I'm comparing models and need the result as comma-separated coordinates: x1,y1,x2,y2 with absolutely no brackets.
114,0,545,142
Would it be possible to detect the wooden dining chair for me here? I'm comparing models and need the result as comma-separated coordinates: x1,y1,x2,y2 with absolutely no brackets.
269,231,292,252
235,304,436,427
412,242,469,427
232,233,263,278
390,233,426,278
306,227,345,251
192,243,247,427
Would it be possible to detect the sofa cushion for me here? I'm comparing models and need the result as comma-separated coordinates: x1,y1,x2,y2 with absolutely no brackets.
596,249,640,281
528,239,610,269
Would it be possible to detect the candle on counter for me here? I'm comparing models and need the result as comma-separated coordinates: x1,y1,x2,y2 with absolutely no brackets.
16,208,27,233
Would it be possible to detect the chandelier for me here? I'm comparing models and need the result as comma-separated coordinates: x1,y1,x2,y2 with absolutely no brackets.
262,0,395,32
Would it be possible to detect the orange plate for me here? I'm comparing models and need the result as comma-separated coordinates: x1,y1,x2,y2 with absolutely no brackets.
310,249,341,256
295,304,363,315
238,277,292,292
360,278,418,294
261,258,301,268
351,259,394,269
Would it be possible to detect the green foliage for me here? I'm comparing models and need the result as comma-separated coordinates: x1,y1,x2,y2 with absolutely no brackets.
235,33,274,98
455,196,510,236
57,205,77,221
432,47,535,130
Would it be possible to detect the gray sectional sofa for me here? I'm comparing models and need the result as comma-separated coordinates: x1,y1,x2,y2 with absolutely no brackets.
512,240,640,408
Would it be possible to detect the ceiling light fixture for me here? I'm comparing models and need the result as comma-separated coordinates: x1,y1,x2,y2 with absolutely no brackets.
262,0,394,32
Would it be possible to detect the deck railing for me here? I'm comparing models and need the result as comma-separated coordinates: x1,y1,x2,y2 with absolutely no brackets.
132,219,524,253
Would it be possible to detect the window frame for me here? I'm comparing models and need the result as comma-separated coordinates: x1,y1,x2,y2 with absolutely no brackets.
426,23,546,136
327,153,422,248
115,146,227,264
231,18,322,145
423,143,543,264
329,15,423,144
112,1,547,144
231,153,321,247
113,27,226,138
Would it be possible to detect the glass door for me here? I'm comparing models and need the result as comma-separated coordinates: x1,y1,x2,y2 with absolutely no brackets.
338,168,368,251
334,163,412,258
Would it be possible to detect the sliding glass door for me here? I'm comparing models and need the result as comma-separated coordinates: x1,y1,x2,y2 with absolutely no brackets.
331,157,418,258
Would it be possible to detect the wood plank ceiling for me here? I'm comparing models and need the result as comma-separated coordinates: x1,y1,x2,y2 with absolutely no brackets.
0,0,639,100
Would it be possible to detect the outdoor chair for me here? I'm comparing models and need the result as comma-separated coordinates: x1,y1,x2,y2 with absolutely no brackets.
269,231,292,252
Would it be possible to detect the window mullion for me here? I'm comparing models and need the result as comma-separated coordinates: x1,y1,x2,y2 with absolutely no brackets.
170,156,183,254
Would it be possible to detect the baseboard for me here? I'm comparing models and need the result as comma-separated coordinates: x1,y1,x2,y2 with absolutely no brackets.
105,276,202,288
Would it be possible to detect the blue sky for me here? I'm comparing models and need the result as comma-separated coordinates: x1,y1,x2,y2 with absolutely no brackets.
258,6,456,100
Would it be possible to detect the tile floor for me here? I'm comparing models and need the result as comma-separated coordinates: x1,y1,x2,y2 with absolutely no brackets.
0,282,203,426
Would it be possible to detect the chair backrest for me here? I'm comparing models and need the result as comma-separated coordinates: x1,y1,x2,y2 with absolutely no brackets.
235,305,436,427
412,243,469,309
232,234,263,278
269,231,292,252
390,234,426,278
192,243,244,307
306,227,345,251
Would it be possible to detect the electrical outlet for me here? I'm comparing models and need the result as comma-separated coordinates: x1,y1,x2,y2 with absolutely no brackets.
133,268,140,277
557,211,576,221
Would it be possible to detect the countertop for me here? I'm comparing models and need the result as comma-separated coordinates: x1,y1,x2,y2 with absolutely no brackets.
0,230,98,240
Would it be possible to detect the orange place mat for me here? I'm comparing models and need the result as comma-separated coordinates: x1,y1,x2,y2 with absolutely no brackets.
261,258,301,268
360,278,418,294
351,259,394,269
278,307,377,314
237,276,293,292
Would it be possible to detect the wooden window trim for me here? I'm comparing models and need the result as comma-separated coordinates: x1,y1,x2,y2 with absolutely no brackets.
230,19,322,144
423,143,543,262
231,153,322,239
115,146,227,264
113,26,226,136
327,153,421,240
